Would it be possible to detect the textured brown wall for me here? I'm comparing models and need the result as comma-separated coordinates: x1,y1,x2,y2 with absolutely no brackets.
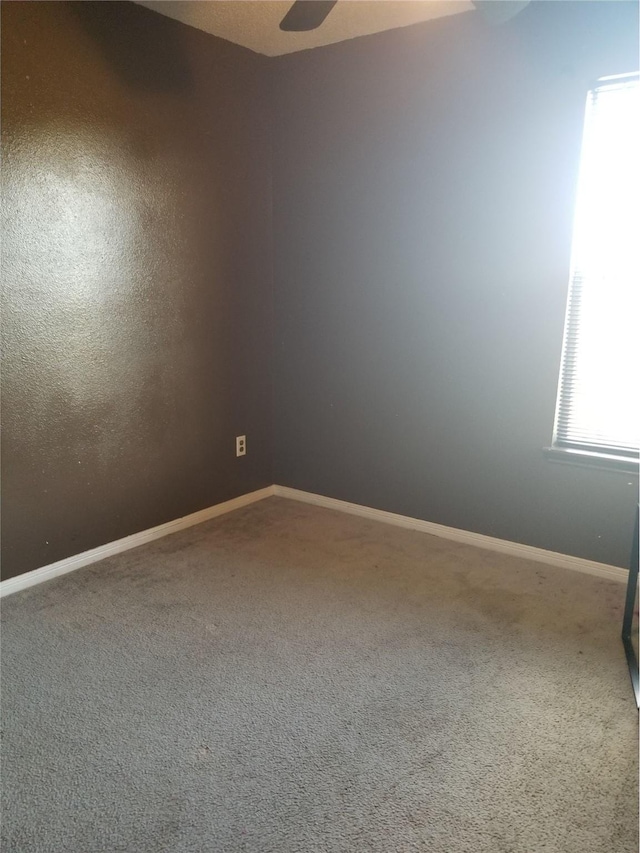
1,2,273,580
272,1,639,567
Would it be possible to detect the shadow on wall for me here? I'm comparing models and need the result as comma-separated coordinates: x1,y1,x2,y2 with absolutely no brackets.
72,1,193,92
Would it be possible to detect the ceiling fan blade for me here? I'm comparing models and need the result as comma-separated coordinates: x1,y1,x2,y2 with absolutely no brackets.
280,0,338,32
472,1,530,25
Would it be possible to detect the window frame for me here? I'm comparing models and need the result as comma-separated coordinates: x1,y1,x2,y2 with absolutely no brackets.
547,72,640,475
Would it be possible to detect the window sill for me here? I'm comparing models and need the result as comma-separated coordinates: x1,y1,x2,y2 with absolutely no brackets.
544,446,639,475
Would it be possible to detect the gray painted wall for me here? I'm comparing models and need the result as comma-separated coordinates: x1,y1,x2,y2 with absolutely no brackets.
3,1,637,581
1,2,273,580
272,2,639,567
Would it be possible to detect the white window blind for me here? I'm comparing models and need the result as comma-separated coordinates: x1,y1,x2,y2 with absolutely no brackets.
553,73,639,462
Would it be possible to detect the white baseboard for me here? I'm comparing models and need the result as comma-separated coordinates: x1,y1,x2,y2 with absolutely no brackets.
0,486,275,599
273,485,628,584
2,483,627,598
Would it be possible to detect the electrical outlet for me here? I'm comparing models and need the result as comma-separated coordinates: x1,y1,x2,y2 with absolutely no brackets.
236,435,246,457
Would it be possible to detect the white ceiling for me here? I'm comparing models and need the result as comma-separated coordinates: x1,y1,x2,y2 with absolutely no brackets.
135,1,474,57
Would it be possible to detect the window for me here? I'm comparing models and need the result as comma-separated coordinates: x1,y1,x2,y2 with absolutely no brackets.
551,73,639,469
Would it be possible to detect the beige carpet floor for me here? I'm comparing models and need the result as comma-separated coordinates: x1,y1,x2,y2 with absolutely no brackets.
1,496,637,852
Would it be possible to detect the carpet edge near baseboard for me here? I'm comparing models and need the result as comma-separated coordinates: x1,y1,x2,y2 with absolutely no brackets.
0,486,276,598
0,484,626,597
274,486,628,584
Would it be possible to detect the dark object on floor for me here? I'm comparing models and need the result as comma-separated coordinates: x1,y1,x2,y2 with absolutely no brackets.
621,505,639,707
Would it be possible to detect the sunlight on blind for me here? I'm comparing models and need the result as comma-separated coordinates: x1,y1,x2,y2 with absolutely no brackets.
554,74,639,459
